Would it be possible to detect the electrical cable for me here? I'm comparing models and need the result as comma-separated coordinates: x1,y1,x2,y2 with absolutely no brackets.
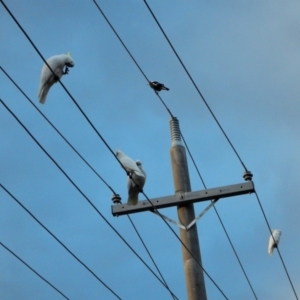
127,215,177,300
90,3,229,297
0,183,122,300
0,65,177,300
139,3,299,298
0,2,241,297
0,1,224,296
143,0,248,173
91,2,257,298
0,66,116,195
181,135,258,299
0,241,70,300
0,98,179,299
0,0,120,169
254,192,299,300
140,3,299,297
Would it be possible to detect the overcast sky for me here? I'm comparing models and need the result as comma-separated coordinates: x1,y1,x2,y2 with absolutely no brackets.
1,1,300,299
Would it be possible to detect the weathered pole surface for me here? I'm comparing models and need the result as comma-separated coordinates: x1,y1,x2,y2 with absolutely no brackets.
170,117,207,300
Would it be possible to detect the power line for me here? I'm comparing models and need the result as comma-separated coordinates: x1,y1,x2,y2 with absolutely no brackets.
92,0,174,119
0,1,177,293
1,67,176,300
0,67,177,300
181,135,258,300
0,183,122,300
254,192,299,300
90,2,256,298
143,0,248,173
0,2,239,297
0,1,225,296
0,241,70,300
0,98,179,299
140,3,299,298
90,3,229,298
0,66,116,195
127,215,177,300
141,2,300,298
0,0,120,168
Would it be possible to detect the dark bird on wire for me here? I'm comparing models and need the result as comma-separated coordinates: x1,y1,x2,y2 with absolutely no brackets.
148,81,169,93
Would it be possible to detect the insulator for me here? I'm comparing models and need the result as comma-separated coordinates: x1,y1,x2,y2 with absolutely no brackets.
169,117,181,144
111,194,121,204
243,171,253,181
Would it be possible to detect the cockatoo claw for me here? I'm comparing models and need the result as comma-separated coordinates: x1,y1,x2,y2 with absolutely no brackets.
63,66,69,75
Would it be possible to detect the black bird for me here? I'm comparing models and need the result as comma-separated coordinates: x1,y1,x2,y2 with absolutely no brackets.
148,81,169,92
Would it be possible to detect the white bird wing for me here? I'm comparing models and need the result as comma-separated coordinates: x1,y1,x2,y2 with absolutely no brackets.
127,160,146,205
127,173,146,205
38,54,74,104
268,229,281,255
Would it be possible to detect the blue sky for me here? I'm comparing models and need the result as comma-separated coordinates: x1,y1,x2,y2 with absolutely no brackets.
1,1,300,299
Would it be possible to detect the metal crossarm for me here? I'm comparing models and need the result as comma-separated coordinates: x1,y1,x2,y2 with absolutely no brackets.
112,181,254,216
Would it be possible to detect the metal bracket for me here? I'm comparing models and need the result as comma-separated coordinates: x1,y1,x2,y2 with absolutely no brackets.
152,198,219,230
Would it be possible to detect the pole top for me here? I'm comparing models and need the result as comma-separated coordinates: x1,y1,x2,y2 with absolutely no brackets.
170,117,182,146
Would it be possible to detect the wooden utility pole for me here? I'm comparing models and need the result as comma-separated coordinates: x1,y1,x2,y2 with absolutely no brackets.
169,117,207,300
111,117,254,299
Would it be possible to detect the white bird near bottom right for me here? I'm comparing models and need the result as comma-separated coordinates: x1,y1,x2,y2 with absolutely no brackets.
268,229,282,255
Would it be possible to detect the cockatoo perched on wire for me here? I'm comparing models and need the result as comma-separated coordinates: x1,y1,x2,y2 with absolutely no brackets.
115,150,146,205
148,81,169,93
268,229,282,255
38,52,75,104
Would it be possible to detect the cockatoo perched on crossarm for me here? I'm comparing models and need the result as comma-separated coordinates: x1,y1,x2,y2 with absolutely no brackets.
38,53,75,104
268,229,282,255
127,160,146,205
115,150,146,205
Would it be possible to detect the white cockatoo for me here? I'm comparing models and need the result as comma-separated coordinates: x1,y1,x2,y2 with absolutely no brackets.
115,150,146,205
268,229,282,255
127,160,146,205
38,53,75,104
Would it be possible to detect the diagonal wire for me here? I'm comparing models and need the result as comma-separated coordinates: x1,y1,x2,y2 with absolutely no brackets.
91,2,228,298
143,0,248,172
0,0,175,292
142,3,299,298
254,191,299,300
0,67,176,300
0,0,119,167
0,183,122,300
1,2,227,297
1,68,176,300
0,66,116,195
0,98,179,300
91,1,257,298
181,135,258,300
0,1,227,297
92,0,174,118
0,241,70,300
127,215,177,300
